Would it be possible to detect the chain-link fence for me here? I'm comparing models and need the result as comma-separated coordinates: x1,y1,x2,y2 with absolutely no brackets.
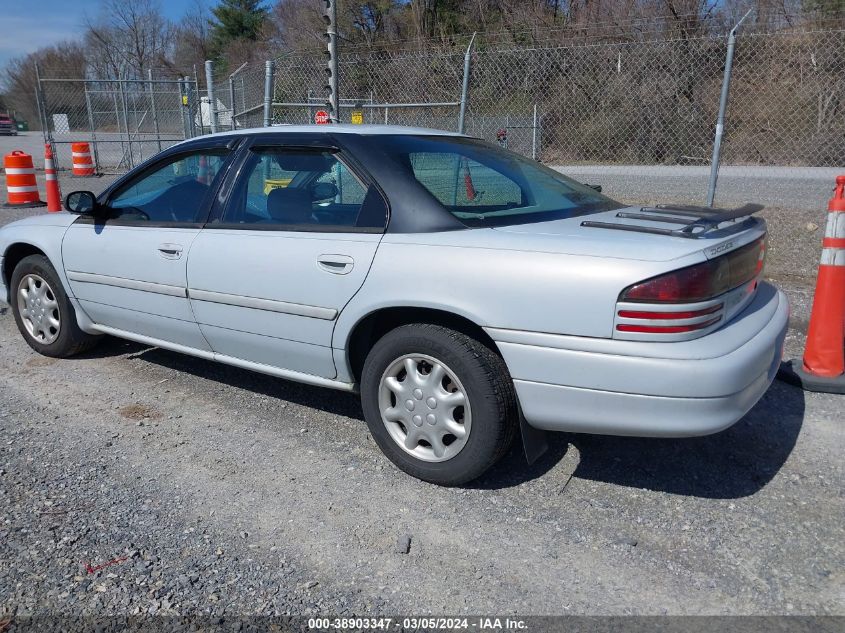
36,27,845,208
206,27,843,207
37,77,202,172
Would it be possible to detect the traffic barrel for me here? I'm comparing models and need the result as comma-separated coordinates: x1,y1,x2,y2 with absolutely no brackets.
3,150,43,208
71,142,95,176
44,144,62,213
778,175,845,393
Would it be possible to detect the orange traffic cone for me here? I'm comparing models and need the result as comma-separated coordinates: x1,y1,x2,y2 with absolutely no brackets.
779,175,845,393
197,155,210,185
44,144,62,213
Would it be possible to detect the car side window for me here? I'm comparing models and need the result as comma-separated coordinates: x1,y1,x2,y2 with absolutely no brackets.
106,151,227,223
409,152,523,210
224,149,374,229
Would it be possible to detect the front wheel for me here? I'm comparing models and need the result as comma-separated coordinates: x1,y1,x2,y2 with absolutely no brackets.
361,323,518,486
10,254,100,358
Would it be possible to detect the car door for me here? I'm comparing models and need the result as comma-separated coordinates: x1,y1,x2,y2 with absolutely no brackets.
62,146,232,350
187,138,388,378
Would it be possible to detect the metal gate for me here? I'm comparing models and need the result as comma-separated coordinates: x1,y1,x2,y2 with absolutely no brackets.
36,73,203,173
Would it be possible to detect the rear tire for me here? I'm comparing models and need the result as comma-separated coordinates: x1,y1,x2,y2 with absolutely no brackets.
10,255,100,358
361,323,518,486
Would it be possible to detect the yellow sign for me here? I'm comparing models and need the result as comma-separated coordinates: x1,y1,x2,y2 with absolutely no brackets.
351,110,363,125
263,178,293,195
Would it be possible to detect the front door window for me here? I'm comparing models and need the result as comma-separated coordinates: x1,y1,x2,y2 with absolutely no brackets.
106,152,228,223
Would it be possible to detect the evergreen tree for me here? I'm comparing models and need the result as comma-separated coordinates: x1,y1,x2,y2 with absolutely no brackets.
210,0,268,56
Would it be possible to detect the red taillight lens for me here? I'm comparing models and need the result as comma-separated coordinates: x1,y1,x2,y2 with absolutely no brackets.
616,315,722,334
617,304,723,320
616,304,723,334
621,237,766,303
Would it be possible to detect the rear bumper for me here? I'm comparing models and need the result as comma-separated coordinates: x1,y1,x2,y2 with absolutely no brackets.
487,282,789,437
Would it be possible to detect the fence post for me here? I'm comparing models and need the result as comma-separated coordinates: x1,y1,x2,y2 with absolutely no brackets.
83,83,100,173
205,60,218,133
189,76,198,137
228,62,248,131
531,104,539,160
457,32,477,134
148,69,162,152
112,87,125,166
241,75,246,116
325,0,339,123
193,66,203,135
706,10,751,207
263,60,275,127
178,78,188,139
34,62,49,146
134,89,144,164
118,76,133,169
229,76,237,130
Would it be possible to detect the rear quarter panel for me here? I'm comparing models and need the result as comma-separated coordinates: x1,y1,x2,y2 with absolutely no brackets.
333,229,707,350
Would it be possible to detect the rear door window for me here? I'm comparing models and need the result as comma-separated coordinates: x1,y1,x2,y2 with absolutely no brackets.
221,148,383,230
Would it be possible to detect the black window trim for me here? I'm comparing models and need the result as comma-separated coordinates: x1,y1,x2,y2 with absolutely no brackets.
205,136,389,234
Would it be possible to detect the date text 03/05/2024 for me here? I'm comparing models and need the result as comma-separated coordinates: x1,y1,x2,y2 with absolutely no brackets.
307,617,528,630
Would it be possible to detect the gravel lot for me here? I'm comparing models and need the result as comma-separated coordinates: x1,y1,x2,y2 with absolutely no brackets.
0,142,843,623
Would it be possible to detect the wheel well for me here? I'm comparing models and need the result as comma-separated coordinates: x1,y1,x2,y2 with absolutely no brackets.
2,243,46,290
346,307,500,382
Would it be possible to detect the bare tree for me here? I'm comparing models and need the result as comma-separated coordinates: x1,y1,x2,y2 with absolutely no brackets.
84,0,172,78
167,0,214,76
2,42,87,129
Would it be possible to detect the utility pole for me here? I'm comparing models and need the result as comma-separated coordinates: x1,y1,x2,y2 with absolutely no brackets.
323,0,339,123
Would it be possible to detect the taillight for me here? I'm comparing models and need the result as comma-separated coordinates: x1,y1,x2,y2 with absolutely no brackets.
616,313,722,334
617,304,722,320
620,237,766,304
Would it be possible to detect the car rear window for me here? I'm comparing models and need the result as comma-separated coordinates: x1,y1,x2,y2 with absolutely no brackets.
372,135,622,227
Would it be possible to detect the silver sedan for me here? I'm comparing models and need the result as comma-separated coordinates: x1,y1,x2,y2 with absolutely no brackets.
0,126,788,485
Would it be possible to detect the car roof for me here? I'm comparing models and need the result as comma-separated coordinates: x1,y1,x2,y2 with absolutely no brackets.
185,124,467,144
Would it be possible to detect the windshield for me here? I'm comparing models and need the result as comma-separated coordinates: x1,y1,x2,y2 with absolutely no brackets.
373,135,622,227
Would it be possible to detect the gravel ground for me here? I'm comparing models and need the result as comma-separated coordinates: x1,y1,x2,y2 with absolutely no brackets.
0,157,843,624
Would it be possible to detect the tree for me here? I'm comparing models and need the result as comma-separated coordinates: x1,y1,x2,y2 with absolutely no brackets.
169,0,214,76
210,0,269,60
84,0,172,78
2,42,87,130
802,0,845,18
270,0,326,51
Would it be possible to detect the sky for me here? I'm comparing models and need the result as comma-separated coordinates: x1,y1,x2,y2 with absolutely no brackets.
0,0,203,69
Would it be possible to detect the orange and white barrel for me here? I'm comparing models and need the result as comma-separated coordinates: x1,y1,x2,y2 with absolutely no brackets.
3,151,42,207
71,142,95,176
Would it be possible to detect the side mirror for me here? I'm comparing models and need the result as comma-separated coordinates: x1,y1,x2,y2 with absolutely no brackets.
584,183,603,193
65,191,97,215
312,181,339,201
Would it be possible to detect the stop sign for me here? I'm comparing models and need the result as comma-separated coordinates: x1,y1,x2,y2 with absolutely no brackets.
314,110,330,125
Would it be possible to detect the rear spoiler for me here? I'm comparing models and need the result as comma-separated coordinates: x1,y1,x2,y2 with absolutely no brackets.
581,203,764,239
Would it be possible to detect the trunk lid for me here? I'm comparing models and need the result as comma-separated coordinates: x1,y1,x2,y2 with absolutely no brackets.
491,205,767,262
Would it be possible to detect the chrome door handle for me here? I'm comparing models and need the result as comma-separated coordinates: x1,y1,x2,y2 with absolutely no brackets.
158,243,183,260
317,254,354,275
